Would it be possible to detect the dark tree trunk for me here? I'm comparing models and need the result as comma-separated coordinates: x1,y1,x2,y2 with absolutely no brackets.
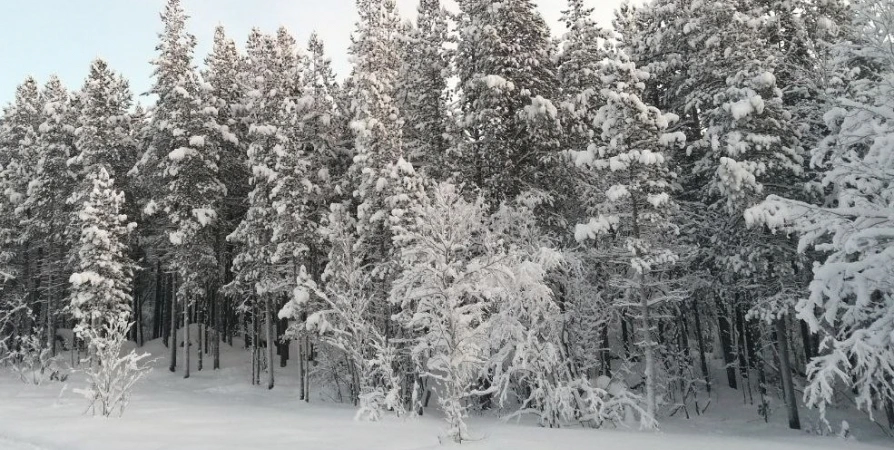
264,296,275,389
735,303,753,404
691,297,711,393
169,274,177,372
278,316,289,368
184,297,190,379
153,260,163,340
885,399,894,431
620,315,631,359
600,324,611,377
775,318,801,430
197,298,203,372
716,296,738,389
213,288,220,370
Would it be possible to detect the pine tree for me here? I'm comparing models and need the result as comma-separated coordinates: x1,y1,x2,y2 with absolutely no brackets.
398,0,451,177
455,0,561,204
201,25,248,371
571,52,686,422
345,0,426,417
0,77,44,339
145,0,225,378
557,0,611,155
747,0,894,428
227,27,304,388
69,167,135,337
22,76,78,354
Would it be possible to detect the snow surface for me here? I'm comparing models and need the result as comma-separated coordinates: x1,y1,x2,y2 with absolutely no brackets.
0,332,890,450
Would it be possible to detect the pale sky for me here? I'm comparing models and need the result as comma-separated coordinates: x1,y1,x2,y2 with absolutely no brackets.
0,0,631,106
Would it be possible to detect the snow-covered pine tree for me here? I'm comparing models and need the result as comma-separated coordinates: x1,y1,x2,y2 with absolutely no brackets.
398,0,451,178
557,0,611,156
746,0,894,429
274,31,351,398
19,77,78,355
227,27,305,389
280,203,373,406
0,77,44,343
342,0,426,417
69,167,135,339
70,59,140,272
454,0,561,204
617,0,818,424
694,2,808,427
571,51,687,423
200,25,248,370
145,0,225,379
68,168,147,416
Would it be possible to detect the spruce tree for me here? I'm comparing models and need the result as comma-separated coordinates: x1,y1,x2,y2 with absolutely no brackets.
455,0,561,204
399,0,451,178
69,168,135,337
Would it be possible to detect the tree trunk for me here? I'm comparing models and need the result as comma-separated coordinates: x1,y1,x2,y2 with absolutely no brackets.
153,260,163,340
265,297,275,389
251,307,257,385
735,303,753,404
691,297,711,393
213,288,220,370
620,315,631,359
132,275,140,343
884,399,894,431
775,318,800,430
169,274,177,372
278,316,289,368
716,296,737,389
298,337,306,401
304,337,310,403
799,319,813,368
600,324,611,377
197,300,203,372
639,285,656,421
45,266,54,356
183,296,190,379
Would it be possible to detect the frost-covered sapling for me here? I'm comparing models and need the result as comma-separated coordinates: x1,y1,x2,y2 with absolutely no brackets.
76,318,152,417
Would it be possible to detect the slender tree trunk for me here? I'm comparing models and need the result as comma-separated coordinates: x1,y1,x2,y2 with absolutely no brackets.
153,260,163,340
278,316,289,368
169,274,177,372
132,275,140,343
638,283,656,421
251,308,256,385
304,337,310,403
298,336,306,401
620,315,631,359
716,295,737,389
213,288,220,370
884,399,894,431
691,297,711,393
735,303,753,404
600,324,611,377
183,296,190,379
799,319,813,368
252,304,259,385
45,265,54,356
775,318,800,430
264,296,274,389
197,300,203,372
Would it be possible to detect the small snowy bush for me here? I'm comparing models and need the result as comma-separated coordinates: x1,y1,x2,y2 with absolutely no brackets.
76,318,151,417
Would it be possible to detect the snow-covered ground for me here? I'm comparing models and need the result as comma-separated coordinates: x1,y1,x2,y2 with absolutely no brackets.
1,333,890,450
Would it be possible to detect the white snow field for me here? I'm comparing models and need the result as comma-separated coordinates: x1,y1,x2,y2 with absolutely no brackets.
1,332,890,450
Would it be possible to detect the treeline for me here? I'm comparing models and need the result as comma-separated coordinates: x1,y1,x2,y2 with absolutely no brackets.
1,0,893,441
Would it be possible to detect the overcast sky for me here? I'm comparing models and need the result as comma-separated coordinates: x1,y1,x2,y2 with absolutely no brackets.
0,0,632,106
